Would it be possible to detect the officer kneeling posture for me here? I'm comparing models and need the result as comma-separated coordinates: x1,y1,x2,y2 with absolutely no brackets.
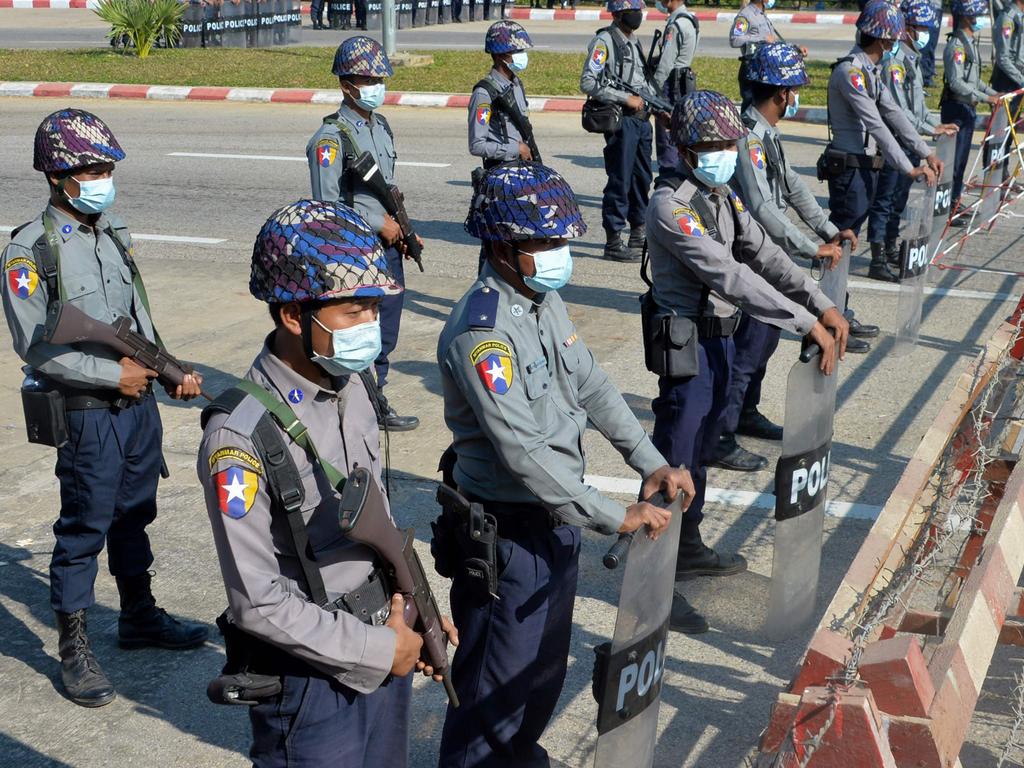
435,162,693,767
1,109,207,708
646,91,849,632
199,200,455,768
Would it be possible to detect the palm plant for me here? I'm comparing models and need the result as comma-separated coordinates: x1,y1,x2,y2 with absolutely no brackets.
94,0,185,58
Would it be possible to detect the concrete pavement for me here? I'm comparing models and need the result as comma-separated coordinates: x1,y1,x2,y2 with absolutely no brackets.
0,99,1021,766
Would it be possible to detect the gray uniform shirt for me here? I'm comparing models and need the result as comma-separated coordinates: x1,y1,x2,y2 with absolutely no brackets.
734,106,839,261
882,46,939,137
730,3,777,57
468,68,529,162
307,103,397,233
827,47,931,175
652,8,699,92
645,174,834,333
994,8,1024,86
580,25,654,105
198,342,396,695
943,29,997,105
436,265,666,535
1,204,155,390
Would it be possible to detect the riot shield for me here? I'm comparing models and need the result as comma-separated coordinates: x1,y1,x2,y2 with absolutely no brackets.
272,0,287,45
286,0,302,43
412,0,426,25
204,3,224,47
424,0,438,24
893,180,935,357
978,105,1009,227
764,345,838,641
483,0,496,19
593,493,683,768
365,0,383,28
256,0,274,46
931,133,956,244
182,1,204,47
397,0,413,27
437,0,451,22
222,0,247,48
816,240,850,312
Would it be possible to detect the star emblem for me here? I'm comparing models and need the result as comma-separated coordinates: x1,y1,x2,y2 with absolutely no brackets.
485,360,508,385
15,273,30,291
221,475,248,503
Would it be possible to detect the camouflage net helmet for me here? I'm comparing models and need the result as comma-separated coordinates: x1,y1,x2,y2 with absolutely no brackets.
466,162,587,242
671,90,748,147
857,0,907,40
485,20,534,54
607,0,644,10
903,0,938,28
250,200,402,303
745,43,810,87
951,0,987,16
33,108,125,173
332,35,394,78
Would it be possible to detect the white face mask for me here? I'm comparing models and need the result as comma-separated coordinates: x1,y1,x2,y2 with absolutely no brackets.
510,51,529,72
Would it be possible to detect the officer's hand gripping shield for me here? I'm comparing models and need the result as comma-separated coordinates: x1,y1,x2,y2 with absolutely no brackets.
764,344,838,641
592,492,683,768
893,179,936,356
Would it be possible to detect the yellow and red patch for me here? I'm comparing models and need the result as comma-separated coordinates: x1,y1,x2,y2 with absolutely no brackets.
589,42,609,72
953,44,965,65
470,340,514,395
673,206,705,237
6,257,38,300
891,64,905,85
476,103,491,125
215,466,260,519
749,140,765,170
316,138,338,168
849,67,866,93
733,16,749,35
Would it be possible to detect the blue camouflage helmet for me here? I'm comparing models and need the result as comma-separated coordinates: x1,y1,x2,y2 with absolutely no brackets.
466,163,587,242
607,0,644,11
33,108,125,173
951,0,987,16
857,0,906,40
745,43,810,87
671,90,747,147
250,199,402,303
331,35,394,78
903,0,938,27
485,20,534,53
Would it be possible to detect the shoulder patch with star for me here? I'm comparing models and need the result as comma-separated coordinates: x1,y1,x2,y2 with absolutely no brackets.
733,16,749,35
476,103,491,125
952,42,965,64
848,67,866,93
673,205,705,237
6,256,38,299
891,63,906,85
214,465,260,519
1002,19,1014,38
470,340,514,395
315,137,339,168
729,191,746,214
748,138,766,170
589,41,609,72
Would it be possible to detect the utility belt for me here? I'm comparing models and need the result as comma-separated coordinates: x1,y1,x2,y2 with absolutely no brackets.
640,289,739,379
206,566,391,705
939,86,976,108
815,146,884,181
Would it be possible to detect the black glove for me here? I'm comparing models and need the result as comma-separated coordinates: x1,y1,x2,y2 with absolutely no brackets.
592,641,611,703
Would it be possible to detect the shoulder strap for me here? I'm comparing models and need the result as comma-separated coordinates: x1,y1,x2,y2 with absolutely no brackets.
32,232,60,306
374,112,394,142
676,11,699,36
474,77,509,139
101,223,165,350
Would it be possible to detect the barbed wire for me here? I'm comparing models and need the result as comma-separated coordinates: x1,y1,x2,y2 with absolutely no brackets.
997,667,1024,768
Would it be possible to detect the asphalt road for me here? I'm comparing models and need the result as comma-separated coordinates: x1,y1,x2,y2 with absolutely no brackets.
0,8,994,61
0,99,1021,766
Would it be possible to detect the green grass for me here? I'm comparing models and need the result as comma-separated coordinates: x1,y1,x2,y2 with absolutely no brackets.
0,47,981,110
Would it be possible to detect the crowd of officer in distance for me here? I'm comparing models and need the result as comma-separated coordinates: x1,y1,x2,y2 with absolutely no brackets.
3,0,1021,763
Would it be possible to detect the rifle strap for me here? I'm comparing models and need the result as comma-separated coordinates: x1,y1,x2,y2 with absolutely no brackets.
474,77,510,142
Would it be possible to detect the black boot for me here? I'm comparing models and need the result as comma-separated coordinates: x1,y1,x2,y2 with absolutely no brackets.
56,610,116,708
884,238,900,267
626,224,645,257
669,591,709,634
603,230,639,262
376,389,419,432
709,432,768,472
867,242,900,282
117,573,208,650
736,409,783,441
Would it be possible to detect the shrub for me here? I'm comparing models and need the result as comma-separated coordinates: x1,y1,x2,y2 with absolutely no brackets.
94,0,185,58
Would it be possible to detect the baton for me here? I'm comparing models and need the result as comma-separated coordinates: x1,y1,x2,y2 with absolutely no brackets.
800,342,823,364
603,531,634,570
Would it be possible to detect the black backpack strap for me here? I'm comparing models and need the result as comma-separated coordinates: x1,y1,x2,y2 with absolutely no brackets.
474,77,509,141
30,233,60,309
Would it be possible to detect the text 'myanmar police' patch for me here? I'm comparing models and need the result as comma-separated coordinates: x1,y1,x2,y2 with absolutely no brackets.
470,339,514,395
208,446,263,476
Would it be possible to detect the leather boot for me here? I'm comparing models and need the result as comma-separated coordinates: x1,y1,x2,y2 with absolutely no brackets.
117,573,208,650
867,242,900,282
603,230,639,262
884,238,901,267
669,591,709,634
376,389,419,432
736,409,783,441
626,224,645,258
56,610,116,707
709,433,768,472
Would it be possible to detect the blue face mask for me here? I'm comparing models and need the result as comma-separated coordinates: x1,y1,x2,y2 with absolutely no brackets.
880,41,899,63
509,51,529,72
971,18,982,30
784,91,800,119
355,83,386,111
655,0,667,11
521,245,573,293
68,176,115,214
914,30,930,50
693,150,738,187
311,317,382,375
764,0,776,8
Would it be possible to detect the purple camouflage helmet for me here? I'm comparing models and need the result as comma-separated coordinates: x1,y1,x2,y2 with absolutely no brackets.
466,163,587,242
745,43,810,86
902,0,938,28
331,35,394,78
857,0,906,40
33,108,125,173
485,20,533,54
951,0,987,17
250,199,402,303
607,0,644,11
671,90,747,147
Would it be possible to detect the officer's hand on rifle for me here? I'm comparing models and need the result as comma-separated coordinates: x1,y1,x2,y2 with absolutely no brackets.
618,500,672,540
380,214,403,248
518,142,533,161
118,357,158,399
832,228,858,250
165,371,204,402
415,615,460,682
925,152,944,181
909,164,937,186
640,464,695,512
625,95,644,112
387,594,424,677
815,242,843,270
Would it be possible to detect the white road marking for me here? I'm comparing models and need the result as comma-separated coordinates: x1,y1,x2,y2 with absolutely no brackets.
583,474,882,521
0,225,225,245
848,279,1019,303
167,151,451,168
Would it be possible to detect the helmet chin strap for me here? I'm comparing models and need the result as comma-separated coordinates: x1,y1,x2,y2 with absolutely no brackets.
299,304,317,360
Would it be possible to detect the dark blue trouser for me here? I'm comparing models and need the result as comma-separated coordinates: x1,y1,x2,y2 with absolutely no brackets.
721,315,780,436
249,672,412,768
920,17,941,86
827,166,878,235
50,395,162,613
738,65,753,113
310,0,324,23
867,152,918,244
375,245,405,390
655,122,680,177
439,520,581,768
652,336,734,553
941,99,976,208
601,115,653,234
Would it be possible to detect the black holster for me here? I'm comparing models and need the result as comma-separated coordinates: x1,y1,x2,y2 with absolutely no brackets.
20,373,69,448
206,612,283,706
639,291,700,378
665,67,696,103
816,146,849,181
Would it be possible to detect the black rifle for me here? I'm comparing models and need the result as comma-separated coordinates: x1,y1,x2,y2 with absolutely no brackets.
491,85,542,164
349,152,424,272
605,76,674,115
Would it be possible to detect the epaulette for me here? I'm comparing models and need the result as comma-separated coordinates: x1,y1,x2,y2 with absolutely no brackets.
467,286,499,329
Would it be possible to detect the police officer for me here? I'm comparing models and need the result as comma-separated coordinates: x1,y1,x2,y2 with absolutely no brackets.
823,0,941,283
311,0,326,28
867,0,959,280
651,0,700,172
1,109,207,707
941,0,1001,223
580,0,659,262
199,200,455,767
992,0,1024,100
308,36,419,432
729,0,807,111
468,21,535,167
646,90,849,628
436,162,693,766
919,0,943,87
